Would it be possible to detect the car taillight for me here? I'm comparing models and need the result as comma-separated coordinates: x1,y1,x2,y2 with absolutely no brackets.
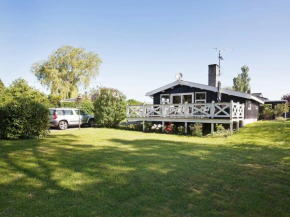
53,112,57,119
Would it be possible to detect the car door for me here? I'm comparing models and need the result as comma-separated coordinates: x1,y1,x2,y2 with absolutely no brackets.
72,109,83,125
63,110,78,125
80,111,89,124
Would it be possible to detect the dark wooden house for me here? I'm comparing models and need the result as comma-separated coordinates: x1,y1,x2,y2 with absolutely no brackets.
126,64,266,134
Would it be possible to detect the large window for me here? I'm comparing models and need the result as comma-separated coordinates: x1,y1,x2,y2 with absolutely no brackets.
170,93,193,104
160,94,170,104
195,92,206,103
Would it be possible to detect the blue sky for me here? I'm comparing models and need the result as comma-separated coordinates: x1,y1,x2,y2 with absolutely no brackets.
0,0,289,102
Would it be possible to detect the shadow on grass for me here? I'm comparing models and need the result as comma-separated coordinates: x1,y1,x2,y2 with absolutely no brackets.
0,123,290,216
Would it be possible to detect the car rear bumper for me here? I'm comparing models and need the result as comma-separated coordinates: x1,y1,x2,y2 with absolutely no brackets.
50,120,59,127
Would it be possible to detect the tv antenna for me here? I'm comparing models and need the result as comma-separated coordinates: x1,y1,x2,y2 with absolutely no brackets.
175,72,183,81
212,48,233,76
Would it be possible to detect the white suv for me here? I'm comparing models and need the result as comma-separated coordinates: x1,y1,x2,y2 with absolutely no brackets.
49,108,95,130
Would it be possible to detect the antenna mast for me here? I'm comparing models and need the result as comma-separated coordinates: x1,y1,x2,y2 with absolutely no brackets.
212,48,232,76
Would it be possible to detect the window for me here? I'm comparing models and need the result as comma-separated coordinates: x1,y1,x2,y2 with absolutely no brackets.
75,110,86,115
183,94,193,103
64,110,73,115
56,110,64,115
172,95,182,104
160,94,170,104
195,92,206,103
170,93,194,104
248,101,252,110
49,109,55,115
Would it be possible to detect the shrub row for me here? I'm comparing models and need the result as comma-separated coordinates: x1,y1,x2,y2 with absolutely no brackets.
0,79,50,139
119,122,231,138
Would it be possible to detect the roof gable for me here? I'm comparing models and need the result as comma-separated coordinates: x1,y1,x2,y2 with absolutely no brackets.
146,80,264,104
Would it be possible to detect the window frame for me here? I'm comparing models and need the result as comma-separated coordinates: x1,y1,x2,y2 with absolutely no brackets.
248,100,252,110
170,93,194,104
160,94,170,104
195,92,207,103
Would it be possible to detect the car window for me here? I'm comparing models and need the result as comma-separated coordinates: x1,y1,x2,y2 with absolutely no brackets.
49,109,55,115
74,110,86,115
64,110,73,115
56,110,64,115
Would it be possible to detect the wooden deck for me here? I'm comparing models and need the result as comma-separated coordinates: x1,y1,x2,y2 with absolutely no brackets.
126,101,245,134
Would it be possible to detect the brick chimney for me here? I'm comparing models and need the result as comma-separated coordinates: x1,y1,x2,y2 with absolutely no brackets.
208,64,219,87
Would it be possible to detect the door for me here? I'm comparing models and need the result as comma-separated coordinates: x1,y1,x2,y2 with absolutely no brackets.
63,110,77,125
73,109,84,125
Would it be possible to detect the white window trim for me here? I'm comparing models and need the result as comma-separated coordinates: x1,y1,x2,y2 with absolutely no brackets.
170,93,194,104
160,94,170,104
195,92,207,103
248,100,252,110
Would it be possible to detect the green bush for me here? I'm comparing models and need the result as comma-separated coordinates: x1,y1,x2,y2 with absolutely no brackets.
93,87,126,127
0,99,49,139
274,103,289,118
212,124,230,138
189,123,203,137
259,104,272,120
177,125,185,135
0,79,50,139
263,107,274,120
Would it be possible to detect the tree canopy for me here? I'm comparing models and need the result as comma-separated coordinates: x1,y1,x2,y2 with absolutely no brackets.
127,99,142,105
0,78,5,90
31,45,102,99
93,87,126,127
282,93,290,103
233,65,251,93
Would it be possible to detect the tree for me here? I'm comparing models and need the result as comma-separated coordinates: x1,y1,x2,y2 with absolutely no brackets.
282,93,290,103
31,45,102,99
233,65,251,92
263,106,274,120
0,78,5,90
6,78,50,106
274,103,289,118
93,87,126,127
127,99,142,106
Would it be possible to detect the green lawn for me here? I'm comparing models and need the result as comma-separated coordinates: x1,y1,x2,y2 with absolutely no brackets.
1,121,290,217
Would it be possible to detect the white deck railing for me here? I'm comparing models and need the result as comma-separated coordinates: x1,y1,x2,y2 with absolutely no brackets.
127,101,244,120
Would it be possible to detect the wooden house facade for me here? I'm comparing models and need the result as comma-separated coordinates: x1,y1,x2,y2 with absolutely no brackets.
126,64,265,134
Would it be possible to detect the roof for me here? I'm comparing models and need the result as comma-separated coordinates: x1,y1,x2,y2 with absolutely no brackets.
146,80,265,104
264,100,287,103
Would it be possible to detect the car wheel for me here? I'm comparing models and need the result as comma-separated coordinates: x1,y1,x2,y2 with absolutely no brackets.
58,121,68,130
88,119,95,127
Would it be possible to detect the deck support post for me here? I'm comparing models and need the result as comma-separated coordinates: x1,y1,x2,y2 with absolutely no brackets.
185,122,188,134
230,122,233,135
211,123,214,136
143,121,145,132
236,121,239,131
162,121,164,132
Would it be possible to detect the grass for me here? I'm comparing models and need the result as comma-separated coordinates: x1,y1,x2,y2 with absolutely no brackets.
0,121,290,217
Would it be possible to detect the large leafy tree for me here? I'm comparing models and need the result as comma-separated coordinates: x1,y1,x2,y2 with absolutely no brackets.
282,93,290,103
0,78,5,90
31,45,102,99
233,65,251,93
